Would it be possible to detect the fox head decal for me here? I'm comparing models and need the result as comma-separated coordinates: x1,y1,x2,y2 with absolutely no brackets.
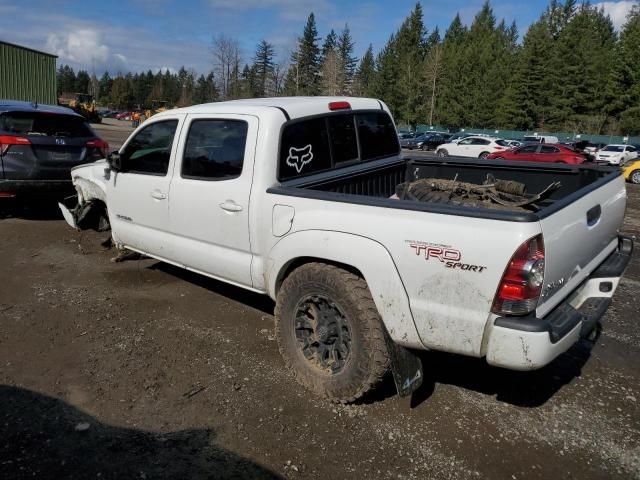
286,144,313,173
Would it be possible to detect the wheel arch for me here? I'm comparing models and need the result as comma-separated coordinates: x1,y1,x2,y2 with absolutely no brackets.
267,230,423,349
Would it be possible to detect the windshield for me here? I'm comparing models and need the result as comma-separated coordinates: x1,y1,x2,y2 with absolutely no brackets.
0,111,94,137
602,145,624,152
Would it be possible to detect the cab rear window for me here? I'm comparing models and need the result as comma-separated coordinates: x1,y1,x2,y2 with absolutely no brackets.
0,111,94,137
279,111,399,181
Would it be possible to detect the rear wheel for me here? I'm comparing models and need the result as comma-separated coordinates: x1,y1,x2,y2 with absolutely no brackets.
479,152,490,159
438,149,448,157
631,170,640,184
275,263,390,403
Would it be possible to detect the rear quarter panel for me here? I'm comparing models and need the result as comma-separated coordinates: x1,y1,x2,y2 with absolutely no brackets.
261,193,541,356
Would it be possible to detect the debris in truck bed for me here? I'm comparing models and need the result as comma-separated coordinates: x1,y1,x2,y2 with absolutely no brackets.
395,174,561,211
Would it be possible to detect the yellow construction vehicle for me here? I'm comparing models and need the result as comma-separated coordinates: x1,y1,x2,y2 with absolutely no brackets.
58,93,101,123
145,100,169,119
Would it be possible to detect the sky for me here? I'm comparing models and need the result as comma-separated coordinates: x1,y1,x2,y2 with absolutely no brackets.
0,0,636,76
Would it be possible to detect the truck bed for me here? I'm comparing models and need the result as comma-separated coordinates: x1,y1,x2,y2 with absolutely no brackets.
268,157,621,222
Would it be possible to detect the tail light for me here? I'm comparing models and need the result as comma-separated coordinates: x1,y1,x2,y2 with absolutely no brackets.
0,135,31,155
86,139,109,158
492,235,545,316
494,146,504,150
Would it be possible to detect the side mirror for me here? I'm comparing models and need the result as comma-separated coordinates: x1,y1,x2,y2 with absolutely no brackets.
107,151,122,171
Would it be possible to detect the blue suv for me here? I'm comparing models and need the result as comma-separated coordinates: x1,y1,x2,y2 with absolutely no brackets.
0,100,108,198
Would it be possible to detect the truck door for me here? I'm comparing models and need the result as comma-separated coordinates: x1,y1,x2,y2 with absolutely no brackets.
168,114,257,287
107,115,185,259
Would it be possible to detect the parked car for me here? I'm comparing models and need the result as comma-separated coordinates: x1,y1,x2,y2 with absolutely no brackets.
0,99,108,198
403,133,450,151
623,159,640,184
523,134,560,144
59,96,632,403
595,144,639,165
583,142,607,158
115,111,132,121
398,132,416,148
486,143,586,164
436,135,511,158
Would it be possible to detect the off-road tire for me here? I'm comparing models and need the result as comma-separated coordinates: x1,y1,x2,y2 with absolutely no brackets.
630,170,640,184
438,149,448,157
275,263,390,403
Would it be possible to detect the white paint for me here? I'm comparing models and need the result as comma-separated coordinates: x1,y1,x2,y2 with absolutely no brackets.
64,96,629,371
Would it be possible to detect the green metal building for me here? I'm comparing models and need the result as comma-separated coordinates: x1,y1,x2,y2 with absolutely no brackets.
0,40,57,105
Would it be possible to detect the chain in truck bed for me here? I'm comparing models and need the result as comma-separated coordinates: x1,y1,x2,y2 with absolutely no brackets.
395,174,561,212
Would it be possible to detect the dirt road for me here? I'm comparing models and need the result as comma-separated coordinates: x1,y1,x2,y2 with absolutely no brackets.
1,186,638,479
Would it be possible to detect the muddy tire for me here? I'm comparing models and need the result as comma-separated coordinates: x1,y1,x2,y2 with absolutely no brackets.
275,263,390,403
438,149,448,157
631,170,640,184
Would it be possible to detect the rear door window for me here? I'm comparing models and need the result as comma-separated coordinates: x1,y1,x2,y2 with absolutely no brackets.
182,119,248,180
0,111,94,137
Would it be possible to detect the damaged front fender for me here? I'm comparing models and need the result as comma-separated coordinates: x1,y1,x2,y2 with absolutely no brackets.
58,160,111,231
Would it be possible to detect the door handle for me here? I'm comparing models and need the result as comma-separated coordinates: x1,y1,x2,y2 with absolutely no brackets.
151,191,167,200
219,201,243,212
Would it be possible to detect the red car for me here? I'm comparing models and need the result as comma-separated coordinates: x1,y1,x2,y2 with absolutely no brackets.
487,143,586,164
115,111,132,121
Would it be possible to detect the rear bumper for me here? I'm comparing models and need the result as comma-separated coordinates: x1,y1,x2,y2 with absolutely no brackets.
485,235,633,370
0,179,74,197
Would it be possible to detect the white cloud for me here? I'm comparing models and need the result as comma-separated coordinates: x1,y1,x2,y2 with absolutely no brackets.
595,1,637,30
46,29,109,64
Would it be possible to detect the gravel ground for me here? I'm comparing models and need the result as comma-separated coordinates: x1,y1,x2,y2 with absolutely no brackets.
0,173,638,479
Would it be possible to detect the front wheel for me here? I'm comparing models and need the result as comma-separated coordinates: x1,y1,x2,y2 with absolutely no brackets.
437,149,448,157
631,170,640,184
275,263,390,403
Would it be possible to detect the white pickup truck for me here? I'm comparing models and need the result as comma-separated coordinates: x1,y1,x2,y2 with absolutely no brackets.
60,97,633,403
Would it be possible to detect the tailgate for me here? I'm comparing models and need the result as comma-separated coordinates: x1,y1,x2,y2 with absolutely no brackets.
536,174,626,316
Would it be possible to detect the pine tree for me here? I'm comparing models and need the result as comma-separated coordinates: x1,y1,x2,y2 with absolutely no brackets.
353,44,376,97
394,3,427,126
321,29,338,60
372,34,400,116
75,70,91,94
548,4,616,132
286,13,321,96
436,14,468,127
56,65,76,96
337,24,358,94
612,5,640,134
253,40,275,97
98,72,113,102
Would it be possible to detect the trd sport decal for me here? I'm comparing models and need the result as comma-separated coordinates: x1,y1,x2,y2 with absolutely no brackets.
409,242,487,273
286,144,313,173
